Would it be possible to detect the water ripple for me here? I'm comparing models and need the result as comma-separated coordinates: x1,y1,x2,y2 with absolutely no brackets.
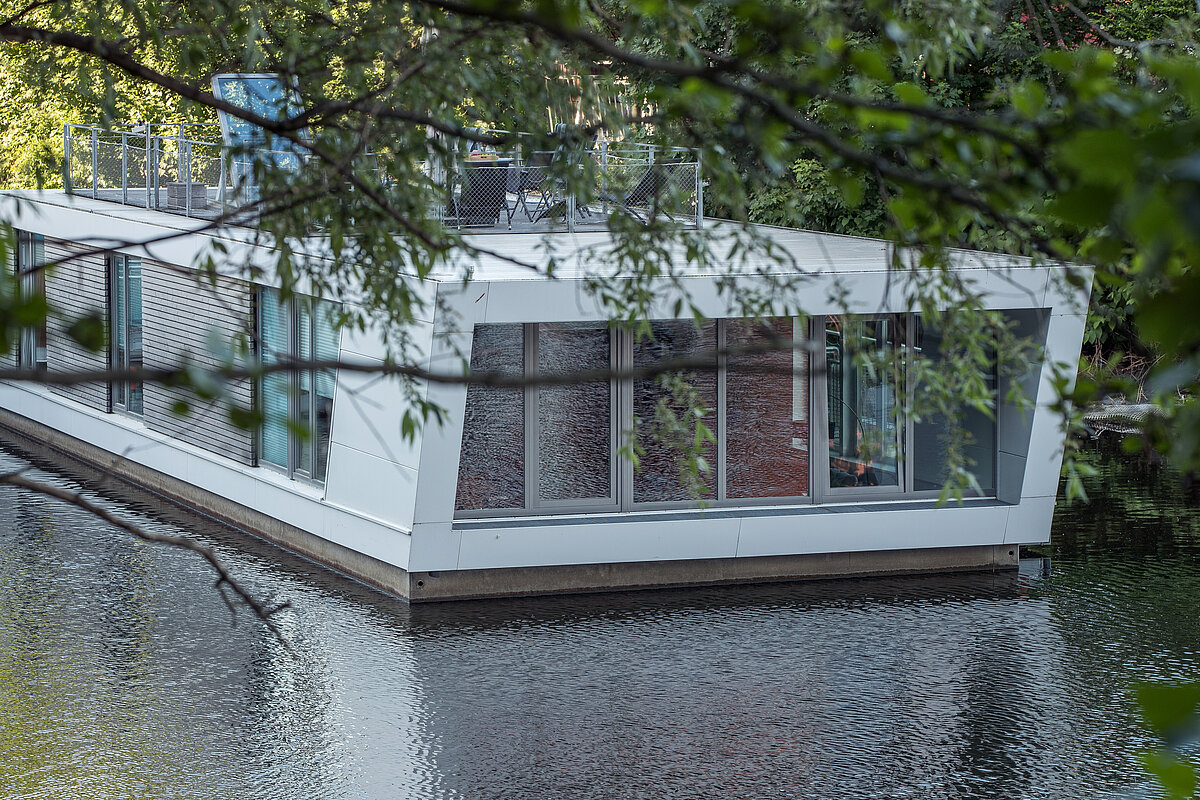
1,437,1199,798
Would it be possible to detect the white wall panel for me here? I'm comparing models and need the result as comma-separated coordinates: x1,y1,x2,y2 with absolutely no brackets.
324,442,418,530
1004,496,1056,544
456,516,741,570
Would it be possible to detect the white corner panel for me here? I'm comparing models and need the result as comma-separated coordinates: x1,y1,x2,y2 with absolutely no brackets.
1004,496,1056,545
324,442,418,530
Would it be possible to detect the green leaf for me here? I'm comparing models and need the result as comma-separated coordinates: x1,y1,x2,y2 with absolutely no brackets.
228,405,262,431
1142,751,1197,800
892,82,928,107
66,313,106,352
1138,280,1200,356
1060,130,1138,186
849,50,892,82
1048,185,1117,227
1010,81,1046,119
1135,682,1200,740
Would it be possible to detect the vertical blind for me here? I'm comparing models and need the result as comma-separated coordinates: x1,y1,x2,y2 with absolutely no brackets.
259,289,290,468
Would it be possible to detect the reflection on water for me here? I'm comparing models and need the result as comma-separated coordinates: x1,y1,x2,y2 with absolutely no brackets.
1,436,1199,799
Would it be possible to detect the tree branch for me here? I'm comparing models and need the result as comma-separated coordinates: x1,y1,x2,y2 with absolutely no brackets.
0,469,291,647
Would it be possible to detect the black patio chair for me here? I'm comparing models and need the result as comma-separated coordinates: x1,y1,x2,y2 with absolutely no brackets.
618,157,688,221
447,162,510,227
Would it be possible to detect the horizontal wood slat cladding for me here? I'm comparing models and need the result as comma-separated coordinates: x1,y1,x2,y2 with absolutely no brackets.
4,246,11,368
142,260,255,464
43,239,109,409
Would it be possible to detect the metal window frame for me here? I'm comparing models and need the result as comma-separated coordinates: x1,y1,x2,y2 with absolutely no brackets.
256,288,335,487
904,314,999,500
16,232,47,372
624,318,720,511
107,252,143,417
457,322,620,519
458,317,817,518
813,313,908,503
716,316,814,507
527,322,621,511
455,313,1002,520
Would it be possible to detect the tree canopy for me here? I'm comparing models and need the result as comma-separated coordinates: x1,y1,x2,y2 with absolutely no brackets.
1,0,1199,488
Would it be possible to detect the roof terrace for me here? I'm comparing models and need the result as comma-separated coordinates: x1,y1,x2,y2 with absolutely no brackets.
63,122,703,235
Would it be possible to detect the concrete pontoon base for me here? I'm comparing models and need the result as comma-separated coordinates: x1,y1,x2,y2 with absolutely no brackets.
0,408,1019,603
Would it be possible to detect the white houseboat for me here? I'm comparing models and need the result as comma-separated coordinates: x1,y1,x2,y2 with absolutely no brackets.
0,111,1092,601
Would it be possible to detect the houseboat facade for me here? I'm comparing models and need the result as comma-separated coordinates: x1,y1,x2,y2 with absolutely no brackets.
0,132,1091,601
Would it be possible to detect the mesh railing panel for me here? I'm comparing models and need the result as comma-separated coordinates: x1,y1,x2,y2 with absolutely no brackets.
62,126,702,229
66,130,92,194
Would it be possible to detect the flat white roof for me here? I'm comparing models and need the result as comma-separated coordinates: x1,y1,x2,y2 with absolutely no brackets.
3,189,1049,286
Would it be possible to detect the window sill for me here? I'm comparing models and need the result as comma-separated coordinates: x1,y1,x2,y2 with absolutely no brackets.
453,496,1009,530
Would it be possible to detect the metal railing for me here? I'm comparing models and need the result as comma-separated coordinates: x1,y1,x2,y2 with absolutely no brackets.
64,124,704,232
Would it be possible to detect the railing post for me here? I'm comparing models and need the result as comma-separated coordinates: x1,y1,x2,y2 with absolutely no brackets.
695,150,703,229
145,123,152,209
184,139,192,217
121,131,128,205
600,139,608,217
90,127,98,199
63,126,72,195
152,135,160,209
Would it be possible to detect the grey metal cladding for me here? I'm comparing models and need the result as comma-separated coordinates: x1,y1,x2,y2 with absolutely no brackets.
142,260,255,464
44,239,109,409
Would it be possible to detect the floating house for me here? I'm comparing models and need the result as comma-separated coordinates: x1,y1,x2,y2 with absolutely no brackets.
0,97,1092,600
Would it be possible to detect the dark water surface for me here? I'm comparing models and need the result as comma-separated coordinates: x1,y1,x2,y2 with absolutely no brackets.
2,437,1199,799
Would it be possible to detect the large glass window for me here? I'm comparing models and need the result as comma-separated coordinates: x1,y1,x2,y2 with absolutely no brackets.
455,322,616,512
109,254,143,415
258,289,339,483
537,323,613,504
455,324,526,510
632,321,717,503
454,315,998,517
911,316,997,493
16,232,47,372
824,315,902,492
725,318,809,499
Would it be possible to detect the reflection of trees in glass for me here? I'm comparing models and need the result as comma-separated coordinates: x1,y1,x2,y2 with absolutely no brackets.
538,323,611,503
455,324,525,510
632,321,717,503
725,318,809,499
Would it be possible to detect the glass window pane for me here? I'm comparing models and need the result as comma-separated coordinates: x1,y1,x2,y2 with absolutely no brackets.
111,257,127,407
826,315,901,489
537,323,611,502
126,258,143,415
912,317,997,493
17,233,46,371
259,289,289,469
455,324,525,511
632,320,717,503
313,301,339,483
297,301,313,475
30,235,45,370
726,318,809,499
